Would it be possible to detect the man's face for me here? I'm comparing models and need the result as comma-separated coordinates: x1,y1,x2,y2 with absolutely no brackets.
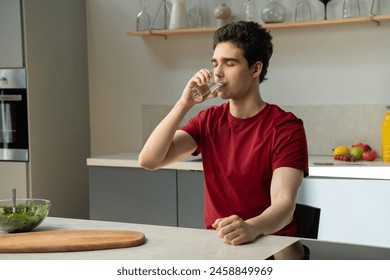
212,42,261,101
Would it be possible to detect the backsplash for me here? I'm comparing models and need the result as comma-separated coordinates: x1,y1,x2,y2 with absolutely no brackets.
142,104,387,157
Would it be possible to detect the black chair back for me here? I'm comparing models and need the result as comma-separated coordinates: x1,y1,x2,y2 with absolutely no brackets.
294,203,321,239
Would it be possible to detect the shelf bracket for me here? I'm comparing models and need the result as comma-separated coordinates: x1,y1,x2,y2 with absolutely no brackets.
369,15,381,26
148,29,168,40
147,0,168,39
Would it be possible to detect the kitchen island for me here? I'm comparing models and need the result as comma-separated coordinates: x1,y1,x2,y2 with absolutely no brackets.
87,153,390,248
1,217,390,260
0,217,298,260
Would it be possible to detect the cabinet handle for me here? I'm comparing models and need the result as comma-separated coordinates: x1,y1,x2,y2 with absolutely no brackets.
0,95,22,101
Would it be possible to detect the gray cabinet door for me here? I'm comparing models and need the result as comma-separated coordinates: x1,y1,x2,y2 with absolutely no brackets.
177,170,205,229
0,0,24,67
89,167,177,226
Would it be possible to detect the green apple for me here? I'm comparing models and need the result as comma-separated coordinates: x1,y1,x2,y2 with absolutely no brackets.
351,146,364,160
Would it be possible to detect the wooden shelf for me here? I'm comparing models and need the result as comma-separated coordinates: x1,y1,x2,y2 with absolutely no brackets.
126,15,390,37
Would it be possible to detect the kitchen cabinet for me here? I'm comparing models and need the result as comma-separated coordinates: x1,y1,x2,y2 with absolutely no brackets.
126,15,390,38
0,0,24,67
89,167,177,226
297,177,390,248
89,166,206,229
177,170,204,229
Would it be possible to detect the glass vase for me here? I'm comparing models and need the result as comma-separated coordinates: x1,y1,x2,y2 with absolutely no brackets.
136,0,151,31
261,0,287,23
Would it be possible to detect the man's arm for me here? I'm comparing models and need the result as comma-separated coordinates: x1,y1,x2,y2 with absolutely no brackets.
138,101,197,170
139,69,213,170
212,167,303,245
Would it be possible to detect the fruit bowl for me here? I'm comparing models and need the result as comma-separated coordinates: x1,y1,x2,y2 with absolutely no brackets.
0,199,51,233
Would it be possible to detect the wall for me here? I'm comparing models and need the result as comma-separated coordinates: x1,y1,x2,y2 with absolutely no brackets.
86,0,390,157
23,0,90,218
142,104,385,156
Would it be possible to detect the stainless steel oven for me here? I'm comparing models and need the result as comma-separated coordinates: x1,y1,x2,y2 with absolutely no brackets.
0,69,28,161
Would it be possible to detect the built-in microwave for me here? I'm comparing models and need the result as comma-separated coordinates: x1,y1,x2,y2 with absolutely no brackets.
0,69,28,161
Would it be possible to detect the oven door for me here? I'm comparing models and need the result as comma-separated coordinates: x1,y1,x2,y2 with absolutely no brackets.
0,69,28,161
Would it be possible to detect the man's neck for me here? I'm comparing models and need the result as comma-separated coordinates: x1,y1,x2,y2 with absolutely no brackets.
229,93,266,119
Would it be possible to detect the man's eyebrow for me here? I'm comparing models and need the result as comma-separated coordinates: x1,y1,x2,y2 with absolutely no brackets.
211,57,241,63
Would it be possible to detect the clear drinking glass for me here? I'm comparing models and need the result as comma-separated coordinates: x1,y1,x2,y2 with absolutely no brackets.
191,72,225,103
343,0,361,18
244,0,254,21
193,0,206,28
370,0,380,16
295,0,312,22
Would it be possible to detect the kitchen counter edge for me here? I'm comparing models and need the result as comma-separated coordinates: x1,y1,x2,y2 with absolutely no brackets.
86,152,390,180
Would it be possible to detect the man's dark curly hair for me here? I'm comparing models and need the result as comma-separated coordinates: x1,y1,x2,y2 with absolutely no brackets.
213,21,273,83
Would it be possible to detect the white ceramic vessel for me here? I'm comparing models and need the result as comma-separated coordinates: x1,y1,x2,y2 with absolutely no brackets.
166,0,189,29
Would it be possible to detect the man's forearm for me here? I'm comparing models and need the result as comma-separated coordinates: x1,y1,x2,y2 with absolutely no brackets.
138,100,193,170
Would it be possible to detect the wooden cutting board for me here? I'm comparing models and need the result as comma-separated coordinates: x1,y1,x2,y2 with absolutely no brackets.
0,230,145,253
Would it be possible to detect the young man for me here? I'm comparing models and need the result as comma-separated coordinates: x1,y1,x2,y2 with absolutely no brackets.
139,21,308,246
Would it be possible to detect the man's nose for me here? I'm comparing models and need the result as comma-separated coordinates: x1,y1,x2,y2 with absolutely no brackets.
213,67,224,79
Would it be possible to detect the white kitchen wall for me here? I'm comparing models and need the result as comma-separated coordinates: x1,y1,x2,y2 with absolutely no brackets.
86,0,390,156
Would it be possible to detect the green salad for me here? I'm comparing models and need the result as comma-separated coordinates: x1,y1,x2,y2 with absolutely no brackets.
0,201,50,233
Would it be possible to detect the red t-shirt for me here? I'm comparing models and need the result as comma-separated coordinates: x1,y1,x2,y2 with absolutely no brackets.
180,103,309,236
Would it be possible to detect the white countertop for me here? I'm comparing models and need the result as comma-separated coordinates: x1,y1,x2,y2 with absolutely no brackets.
87,152,390,180
0,217,298,260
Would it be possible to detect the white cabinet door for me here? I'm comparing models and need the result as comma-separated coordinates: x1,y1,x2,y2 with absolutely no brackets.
297,177,390,247
0,0,24,67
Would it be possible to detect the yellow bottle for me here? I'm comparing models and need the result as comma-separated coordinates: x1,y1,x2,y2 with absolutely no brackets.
382,106,390,162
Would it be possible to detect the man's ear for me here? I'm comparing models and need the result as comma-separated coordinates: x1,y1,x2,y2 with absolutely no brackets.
252,61,263,78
